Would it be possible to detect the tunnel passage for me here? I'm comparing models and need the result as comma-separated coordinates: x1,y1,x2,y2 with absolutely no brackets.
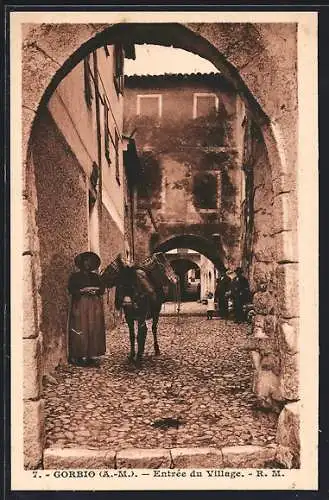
168,258,200,302
153,233,225,274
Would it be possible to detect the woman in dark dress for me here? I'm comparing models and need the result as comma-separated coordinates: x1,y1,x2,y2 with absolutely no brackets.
68,251,106,367
232,267,251,323
215,272,232,319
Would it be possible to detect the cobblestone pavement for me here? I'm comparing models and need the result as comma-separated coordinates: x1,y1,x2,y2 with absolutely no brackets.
44,310,278,450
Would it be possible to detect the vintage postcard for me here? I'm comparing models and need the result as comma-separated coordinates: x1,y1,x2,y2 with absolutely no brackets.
9,9,318,491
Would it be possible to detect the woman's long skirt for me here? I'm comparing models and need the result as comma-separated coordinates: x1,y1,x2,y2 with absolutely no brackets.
68,295,106,359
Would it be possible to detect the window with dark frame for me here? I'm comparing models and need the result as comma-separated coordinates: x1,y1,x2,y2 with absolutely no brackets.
193,172,218,209
193,93,219,119
113,44,124,95
115,129,120,184
84,54,93,108
104,100,111,164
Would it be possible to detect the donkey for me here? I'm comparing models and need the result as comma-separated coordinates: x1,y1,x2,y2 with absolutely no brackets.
102,256,178,365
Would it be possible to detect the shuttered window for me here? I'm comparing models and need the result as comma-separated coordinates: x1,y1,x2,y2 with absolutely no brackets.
115,129,120,184
104,101,111,164
114,44,124,95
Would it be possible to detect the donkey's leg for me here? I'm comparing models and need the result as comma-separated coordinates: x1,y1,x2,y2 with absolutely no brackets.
152,309,161,356
136,319,147,365
125,310,136,361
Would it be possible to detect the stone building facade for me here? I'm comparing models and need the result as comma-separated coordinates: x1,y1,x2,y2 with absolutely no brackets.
19,21,304,469
23,42,140,467
123,73,245,270
30,43,139,376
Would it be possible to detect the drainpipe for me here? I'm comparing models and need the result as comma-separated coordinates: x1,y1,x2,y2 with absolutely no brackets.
92,50,102,219
141,178,158,232
147,206,158,232
131,188,136,261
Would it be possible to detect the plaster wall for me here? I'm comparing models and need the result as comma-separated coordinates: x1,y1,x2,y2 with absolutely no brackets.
31,108,89,375
97,47,125,222
48,46,125,228
99,206,125,331
48,59,98,175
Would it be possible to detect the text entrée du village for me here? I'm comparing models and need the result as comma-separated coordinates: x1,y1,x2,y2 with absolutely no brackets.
34,469,285,479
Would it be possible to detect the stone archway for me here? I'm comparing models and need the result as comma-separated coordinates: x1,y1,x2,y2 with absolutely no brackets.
167,257,201,301
154,234,226,304
154,233,225,272
21,21,299,468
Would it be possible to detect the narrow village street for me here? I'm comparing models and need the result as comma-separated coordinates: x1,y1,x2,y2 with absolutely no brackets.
19,20,305,475
44,304,278,452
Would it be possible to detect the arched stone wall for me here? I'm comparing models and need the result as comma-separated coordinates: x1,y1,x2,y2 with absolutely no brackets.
21,22,298,468
154,233,225,271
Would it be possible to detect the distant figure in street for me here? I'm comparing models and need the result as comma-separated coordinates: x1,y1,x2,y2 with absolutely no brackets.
206,292,215,320
215,271,232,319
67,251,106,367
196,282,201,302
231,267,251,323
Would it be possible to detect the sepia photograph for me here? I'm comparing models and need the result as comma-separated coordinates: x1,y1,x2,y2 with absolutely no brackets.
9,9,318,491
